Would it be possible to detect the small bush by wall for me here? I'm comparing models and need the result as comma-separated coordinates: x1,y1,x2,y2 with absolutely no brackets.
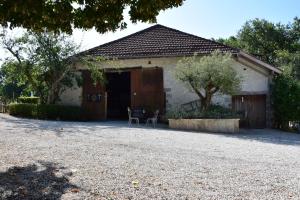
272,74,300,130
9,103,36,118
36,104,83,121
166,105,240,119
18,96,40,104
8,103,83,121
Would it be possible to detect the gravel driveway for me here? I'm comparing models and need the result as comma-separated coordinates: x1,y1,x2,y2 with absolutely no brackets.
0,114,300,200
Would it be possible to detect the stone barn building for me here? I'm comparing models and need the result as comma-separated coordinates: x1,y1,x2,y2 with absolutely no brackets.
59,24,281,128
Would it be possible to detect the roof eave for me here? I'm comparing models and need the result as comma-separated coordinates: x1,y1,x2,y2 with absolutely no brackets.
238,51,282,74
90,51,240,60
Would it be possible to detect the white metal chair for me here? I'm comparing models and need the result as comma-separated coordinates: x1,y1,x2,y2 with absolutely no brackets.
146,110,159,128
127,107,139,126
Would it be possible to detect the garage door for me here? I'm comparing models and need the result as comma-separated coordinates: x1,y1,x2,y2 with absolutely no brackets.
232,95,266,128
131,67,165,113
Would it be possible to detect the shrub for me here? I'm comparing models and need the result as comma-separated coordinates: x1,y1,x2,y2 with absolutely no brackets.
272,74,300,130
166,105,240,119
8,103,83,121
36,104,83,121
8,103,37,118
18,96,40,104
201,105,240,119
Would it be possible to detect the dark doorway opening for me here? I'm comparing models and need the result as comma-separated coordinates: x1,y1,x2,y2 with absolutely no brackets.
106,72,131,119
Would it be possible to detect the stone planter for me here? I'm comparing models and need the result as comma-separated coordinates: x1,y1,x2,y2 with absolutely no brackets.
168,118,239,133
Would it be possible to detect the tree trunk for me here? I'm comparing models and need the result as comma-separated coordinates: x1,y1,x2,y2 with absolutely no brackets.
200,91,213,112
47,84,58,104
47,89,54,104
190,84,214,112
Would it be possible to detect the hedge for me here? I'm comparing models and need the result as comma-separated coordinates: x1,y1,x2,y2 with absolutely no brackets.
272,75,300,130
18,96,40,104
166,105,240,119
9,103,35,117
8,103,83,121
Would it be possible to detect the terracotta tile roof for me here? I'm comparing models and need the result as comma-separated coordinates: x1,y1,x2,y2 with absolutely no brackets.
82,24,239,59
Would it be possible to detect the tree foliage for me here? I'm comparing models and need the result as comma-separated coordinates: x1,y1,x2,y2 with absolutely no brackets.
0,0,184,34
0,30,106,104
276,50,300,80
0,62,28,103
272,67,300,129
0,30,78,103
175,51,241,111
215,36,240,51
217,18,300,66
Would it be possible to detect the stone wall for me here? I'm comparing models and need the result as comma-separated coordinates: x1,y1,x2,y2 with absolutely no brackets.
169,119,240,133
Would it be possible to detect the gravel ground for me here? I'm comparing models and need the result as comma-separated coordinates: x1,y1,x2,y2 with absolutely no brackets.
0,113,300,200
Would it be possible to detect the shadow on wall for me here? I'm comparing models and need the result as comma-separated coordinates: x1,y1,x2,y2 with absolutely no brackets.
0,161,79,200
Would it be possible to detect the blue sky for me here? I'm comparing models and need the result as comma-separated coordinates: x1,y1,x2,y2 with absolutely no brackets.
71,0,300,51
1,0,300,60
157,0,300,38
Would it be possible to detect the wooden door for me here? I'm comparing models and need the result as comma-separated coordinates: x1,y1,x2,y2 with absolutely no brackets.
82,70,107,120
131,67,165,114
131,68,143,109
232,95,266,128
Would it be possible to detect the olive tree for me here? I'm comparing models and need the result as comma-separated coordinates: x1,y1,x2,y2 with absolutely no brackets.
175,51,242,111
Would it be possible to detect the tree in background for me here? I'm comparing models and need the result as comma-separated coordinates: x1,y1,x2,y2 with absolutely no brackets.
33,32,82,104
175,51,241,111
272,66,300,130
276,50,300,80
0,30,106,104
215,36,241,52
0,0,184,34
0,31,78,104
1,31,46,102
217,18,300,66
0,62,28,103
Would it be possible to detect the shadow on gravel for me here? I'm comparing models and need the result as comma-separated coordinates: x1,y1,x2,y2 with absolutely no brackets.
1,114,299,146
164,127,300,146
219,129,300,146
0,161,79,200
0,114,166,137
0,114,123,136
